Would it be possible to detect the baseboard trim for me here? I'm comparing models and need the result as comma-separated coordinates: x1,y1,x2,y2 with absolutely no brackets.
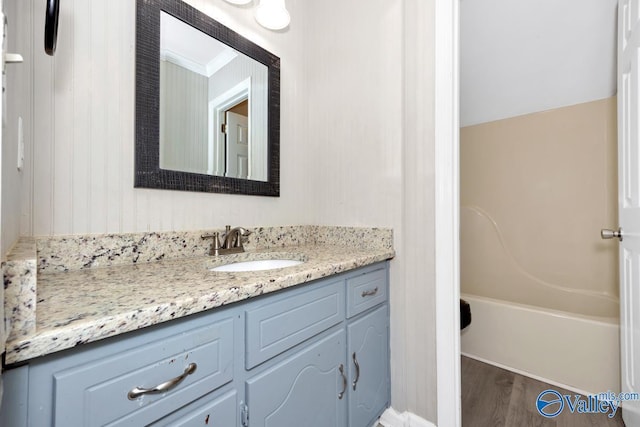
379,407,436,427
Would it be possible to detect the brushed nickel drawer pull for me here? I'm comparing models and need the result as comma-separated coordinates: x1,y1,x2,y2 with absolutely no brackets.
338,364,347,400
361,287,379,298
128,363,197,400
352,352,360,391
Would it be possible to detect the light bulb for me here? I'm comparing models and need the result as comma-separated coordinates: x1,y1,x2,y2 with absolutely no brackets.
254,0,290,30
224,0,252,5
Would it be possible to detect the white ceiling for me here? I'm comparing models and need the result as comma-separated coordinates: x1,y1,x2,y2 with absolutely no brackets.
160,11,237,77
460,0,618,127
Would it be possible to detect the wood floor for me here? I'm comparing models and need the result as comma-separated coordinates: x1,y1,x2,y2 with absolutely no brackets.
462,356,626,427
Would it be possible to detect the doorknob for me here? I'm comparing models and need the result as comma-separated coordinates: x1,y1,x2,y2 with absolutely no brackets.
601,228,623,242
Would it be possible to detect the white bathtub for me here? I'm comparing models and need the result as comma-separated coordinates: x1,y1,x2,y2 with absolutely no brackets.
461,293,620,394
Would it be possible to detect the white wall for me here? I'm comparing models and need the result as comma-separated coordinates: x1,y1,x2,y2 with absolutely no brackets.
4,0,439,423
160,60,209,174
294,0,437,420
17,0,316,236
401,0,437,418
460,0,618,127
2,0,32,256
19,0,407,236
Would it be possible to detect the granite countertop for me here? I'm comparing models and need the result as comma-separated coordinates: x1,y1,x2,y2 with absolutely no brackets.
5,243,394,364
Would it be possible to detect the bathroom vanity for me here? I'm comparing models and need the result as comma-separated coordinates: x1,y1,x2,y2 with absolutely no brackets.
0,226,393,427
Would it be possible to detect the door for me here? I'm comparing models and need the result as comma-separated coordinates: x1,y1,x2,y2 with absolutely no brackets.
225,111,249,179
347,305,389,427
617,1,640,424
245,330,347,427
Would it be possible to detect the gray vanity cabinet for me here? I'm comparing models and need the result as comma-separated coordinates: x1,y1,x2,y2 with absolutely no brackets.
15,312,239,427
150,389,238,426
345,267,390,427
245,329,347,427
0,262,389,427
240,264,389,427
347,305,390,427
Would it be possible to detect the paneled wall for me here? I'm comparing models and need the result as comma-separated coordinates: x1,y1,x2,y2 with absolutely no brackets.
401,0,437,417
160,60,209,174
17,0,409,237
14,0,312,236
2,0,33,256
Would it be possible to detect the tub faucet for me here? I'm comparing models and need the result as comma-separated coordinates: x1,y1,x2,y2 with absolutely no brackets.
202,225,252,256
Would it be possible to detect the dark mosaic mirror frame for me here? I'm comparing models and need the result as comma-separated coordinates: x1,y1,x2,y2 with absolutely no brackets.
135,0,280,196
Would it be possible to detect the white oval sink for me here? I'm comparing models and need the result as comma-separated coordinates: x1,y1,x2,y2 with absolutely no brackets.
210,259,304,272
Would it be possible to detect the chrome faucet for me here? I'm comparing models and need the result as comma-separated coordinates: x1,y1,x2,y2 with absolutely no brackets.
201,225,252,256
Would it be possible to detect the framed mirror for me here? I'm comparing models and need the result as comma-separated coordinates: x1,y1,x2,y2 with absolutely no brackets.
135,0,280,196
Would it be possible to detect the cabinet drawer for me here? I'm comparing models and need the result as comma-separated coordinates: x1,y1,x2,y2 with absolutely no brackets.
53,317,234,427
346,267,387,318
245,280,344,369
150,390,237,427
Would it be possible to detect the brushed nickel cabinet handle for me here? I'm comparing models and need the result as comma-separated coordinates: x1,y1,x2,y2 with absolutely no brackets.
338,364,347,400
361,287,378,298
128,363,197,400
352,352,360,390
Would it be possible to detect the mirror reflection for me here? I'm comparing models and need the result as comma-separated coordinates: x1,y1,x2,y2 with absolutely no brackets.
159,11,269,181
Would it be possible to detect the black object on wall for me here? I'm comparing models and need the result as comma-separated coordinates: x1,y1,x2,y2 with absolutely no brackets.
460,299,472,330
44,0,60,56
135,0,281,196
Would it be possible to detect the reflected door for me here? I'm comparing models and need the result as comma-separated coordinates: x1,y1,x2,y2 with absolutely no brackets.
618,0,640,424
225,111,249,179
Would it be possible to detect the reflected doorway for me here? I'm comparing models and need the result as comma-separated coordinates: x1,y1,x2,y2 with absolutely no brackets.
223,100,249,179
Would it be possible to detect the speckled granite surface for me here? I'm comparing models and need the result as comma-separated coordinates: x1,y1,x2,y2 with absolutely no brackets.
3,238,37,341
4,226,393,364
35,225,390,273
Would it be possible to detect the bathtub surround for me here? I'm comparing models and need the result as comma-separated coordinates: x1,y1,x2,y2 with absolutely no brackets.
461,97,618,308
2,225,393,364
460,97,619,394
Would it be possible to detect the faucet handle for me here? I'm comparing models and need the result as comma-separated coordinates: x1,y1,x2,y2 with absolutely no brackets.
212,232,221,250
201,232,222,256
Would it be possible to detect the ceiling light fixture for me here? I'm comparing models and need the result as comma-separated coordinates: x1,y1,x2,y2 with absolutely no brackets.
254,0,290,30
224,0,290,31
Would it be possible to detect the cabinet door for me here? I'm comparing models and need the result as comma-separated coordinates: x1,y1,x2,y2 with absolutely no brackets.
347,305,389,427
246,329,347,427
